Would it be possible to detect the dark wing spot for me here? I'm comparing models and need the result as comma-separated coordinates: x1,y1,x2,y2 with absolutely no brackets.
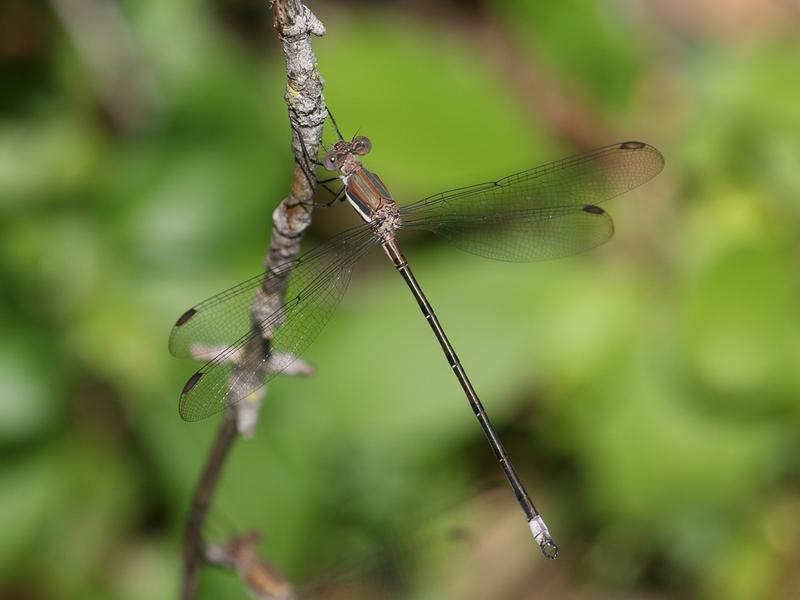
582,204,605,215
175,308,197,327
619,141,646,150
182,372,203,394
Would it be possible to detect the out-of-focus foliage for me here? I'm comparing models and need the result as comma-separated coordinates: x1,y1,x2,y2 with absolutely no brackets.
1,0,799,598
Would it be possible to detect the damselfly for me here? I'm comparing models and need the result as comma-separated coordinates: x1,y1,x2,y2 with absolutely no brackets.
170,133,664,558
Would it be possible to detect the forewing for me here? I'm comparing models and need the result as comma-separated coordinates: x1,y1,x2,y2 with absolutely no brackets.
402,141,663,216
169,225,374,359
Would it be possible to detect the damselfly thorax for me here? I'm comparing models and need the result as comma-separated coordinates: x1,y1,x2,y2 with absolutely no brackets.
324,136,402,243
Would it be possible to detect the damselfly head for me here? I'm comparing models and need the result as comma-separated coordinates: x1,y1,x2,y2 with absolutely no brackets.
323,136,372,173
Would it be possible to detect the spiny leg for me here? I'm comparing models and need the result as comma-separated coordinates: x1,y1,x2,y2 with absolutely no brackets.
291,123,342,208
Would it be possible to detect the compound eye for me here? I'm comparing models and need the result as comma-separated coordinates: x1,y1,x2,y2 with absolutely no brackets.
352,136,372,155
323,152,339,171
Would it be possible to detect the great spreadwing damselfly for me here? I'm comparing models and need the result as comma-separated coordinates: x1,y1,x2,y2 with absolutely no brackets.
169,130,664,559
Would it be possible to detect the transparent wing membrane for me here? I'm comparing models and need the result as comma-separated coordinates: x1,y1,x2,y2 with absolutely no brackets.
400,141,663,260
169,225,376,359
173,226,379,421
403,205,614,262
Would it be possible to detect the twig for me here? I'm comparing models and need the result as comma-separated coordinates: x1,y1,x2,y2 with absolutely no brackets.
182,411,238,600
180,1,328,598
206,532,297,600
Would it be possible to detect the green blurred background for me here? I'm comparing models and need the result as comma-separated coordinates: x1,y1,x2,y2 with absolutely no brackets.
2,0,800,598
